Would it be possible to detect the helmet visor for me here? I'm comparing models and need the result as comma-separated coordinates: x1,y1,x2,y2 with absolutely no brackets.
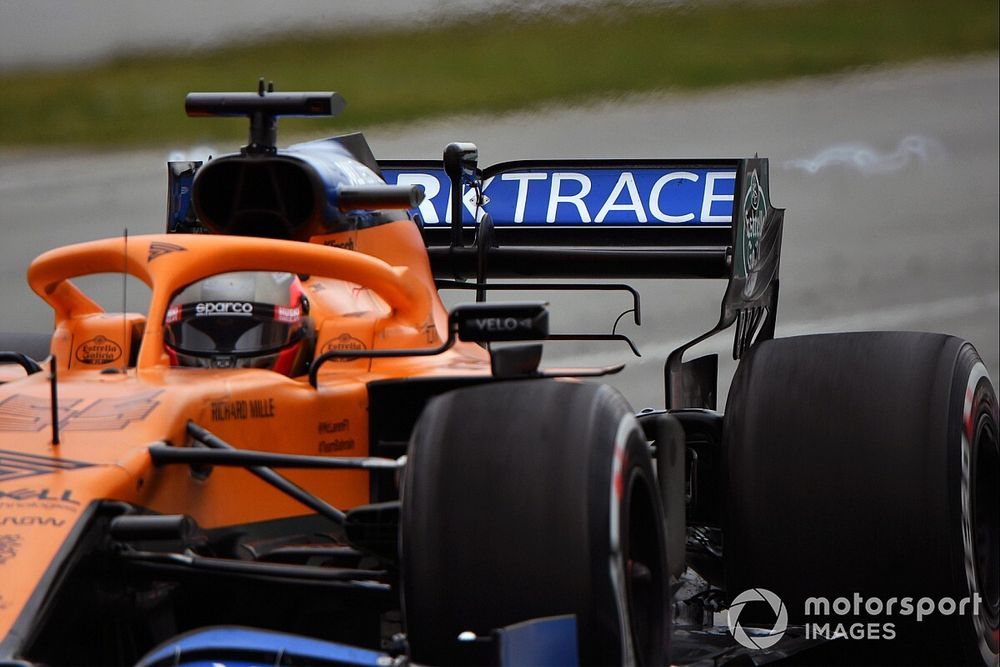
165,301,303,356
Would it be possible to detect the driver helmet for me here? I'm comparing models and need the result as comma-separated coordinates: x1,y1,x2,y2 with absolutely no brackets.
164,271,313,376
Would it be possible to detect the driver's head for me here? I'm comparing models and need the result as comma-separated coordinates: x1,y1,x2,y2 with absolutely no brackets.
164,271,312,376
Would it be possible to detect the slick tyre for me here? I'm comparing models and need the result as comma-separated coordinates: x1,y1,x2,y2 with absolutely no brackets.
724,332,998,665
401,380,670,666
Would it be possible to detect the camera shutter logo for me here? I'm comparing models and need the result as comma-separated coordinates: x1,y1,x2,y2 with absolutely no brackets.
727,588,788,649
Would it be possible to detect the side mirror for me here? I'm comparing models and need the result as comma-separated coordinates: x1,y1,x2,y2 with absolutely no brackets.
450,302,549,343
443,142,478,183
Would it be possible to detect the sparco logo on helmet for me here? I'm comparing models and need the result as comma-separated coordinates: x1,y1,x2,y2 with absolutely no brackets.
195,302,253,316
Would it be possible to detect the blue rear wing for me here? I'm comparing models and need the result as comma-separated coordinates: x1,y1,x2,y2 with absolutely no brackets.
379,158,777,282
381,161,736,227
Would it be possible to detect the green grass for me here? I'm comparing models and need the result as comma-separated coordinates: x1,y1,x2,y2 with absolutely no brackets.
1,0,996,149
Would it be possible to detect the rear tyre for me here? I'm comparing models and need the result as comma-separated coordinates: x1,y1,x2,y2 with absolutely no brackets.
401,380,670,665
724,332,998,665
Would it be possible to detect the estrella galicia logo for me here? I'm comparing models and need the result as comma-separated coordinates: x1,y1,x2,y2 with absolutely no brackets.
727,588,788,650
742,169,767,277
320,333,367,362
75,335,123,365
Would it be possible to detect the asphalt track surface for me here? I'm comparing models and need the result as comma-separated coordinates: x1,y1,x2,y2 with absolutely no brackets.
1,56,997,410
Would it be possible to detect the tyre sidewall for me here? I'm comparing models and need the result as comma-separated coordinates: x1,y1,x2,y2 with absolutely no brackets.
949,346,999,664
723,333,998,665
400,380,669,666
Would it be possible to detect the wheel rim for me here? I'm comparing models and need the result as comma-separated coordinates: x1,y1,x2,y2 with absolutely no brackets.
624,470,667,664
973,410,999,625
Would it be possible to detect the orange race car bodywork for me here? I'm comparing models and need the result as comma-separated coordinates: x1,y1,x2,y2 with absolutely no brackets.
0,221,496,662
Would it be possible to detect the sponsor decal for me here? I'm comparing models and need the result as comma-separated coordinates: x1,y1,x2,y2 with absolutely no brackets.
195,301,253,316
165,304,182,324
470,316,533,333
384,167,736,226
319,438,355,453
0,534,21,565
741,169,767,277
320,333,367,361
210,398,276,421
322,238,355,251
147,241,187,262
74,335,123,365
0,450,93,483
274,305,301,324
318,419,349,435
0,488,79,506
0,516,66,527
0,391,161,432
318,420,353,452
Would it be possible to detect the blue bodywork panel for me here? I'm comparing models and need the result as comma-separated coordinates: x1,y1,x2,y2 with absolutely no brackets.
135,626,387,667
136,616,579,667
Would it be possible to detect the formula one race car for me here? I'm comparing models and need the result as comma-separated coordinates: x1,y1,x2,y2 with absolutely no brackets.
0,84,996,666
